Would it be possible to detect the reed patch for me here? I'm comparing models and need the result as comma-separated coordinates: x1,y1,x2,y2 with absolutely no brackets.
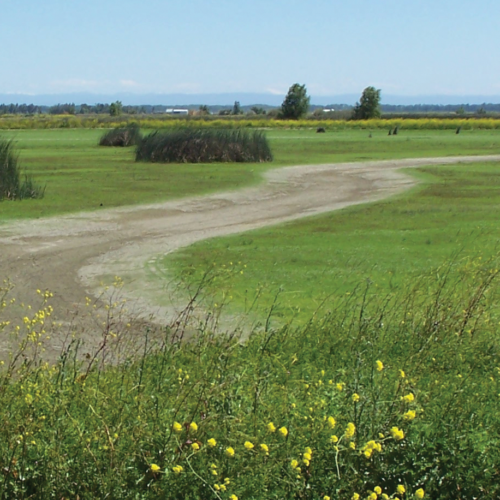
135,129,273,163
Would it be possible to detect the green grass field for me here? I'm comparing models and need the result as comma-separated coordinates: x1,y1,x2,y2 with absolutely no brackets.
161,160,500,323
0,127,499,221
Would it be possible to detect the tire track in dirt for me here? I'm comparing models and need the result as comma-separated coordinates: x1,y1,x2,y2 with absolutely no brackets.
1,155,499,355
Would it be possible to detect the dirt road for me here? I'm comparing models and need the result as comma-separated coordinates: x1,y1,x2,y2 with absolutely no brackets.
1,155,500,354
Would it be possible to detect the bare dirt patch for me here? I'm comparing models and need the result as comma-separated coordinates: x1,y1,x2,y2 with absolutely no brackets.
2,155,499,355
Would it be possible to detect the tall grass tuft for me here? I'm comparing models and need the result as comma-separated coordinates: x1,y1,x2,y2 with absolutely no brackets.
135,128,273,163
0,138,45,200
99,123,142,147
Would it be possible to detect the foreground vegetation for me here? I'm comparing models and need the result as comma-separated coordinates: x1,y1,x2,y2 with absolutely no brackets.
1,259,499,499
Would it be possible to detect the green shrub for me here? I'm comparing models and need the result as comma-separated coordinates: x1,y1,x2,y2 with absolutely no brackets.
135,128,273,163
0,138,45,200
99,123,142,147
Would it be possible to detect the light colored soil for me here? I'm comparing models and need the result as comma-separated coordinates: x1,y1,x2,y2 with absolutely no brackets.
2,155,500,357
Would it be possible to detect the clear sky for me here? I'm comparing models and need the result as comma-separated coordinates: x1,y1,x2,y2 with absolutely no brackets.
1,0,499,99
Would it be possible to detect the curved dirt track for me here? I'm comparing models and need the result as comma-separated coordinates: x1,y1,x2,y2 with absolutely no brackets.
1,155,500,354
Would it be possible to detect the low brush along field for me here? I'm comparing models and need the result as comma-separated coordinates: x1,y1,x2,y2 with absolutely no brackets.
0,126,500,499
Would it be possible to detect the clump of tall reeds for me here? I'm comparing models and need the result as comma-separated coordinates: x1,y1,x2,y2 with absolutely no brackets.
0,138,45,200
135,128,273,163
99,123,142,147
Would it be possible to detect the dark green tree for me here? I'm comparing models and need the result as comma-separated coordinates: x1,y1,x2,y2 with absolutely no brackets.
109,101,123,116
352,86,381,120
280,83,310,119
250,106,266,115
199,105,210,116
231,101,242,115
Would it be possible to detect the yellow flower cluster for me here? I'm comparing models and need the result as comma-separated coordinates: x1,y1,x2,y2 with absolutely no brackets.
302,446,313,466
390,426,405,441
403,410,416,421
345,422,356,439
402,393,415,403
362,440,382,458
278,426,288,437
214,477,231,492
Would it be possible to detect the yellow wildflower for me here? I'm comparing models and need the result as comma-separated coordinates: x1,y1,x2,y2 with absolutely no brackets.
267,422,276,432
399,369,406,378
415,488,425,498
303,452,312,461
336,382,345,391
150,463,161,473
349,441,356,450
173,421,182,433
330,435,339,443
403,393,415,403
191,442,200,451
189,422,198,432
225,447,235,457
207,438,217,447
352,393,360,402
376,360,384,372
345,422,356,438
390,426,405,440
290,459,300,470
172,465,183,474
260,443,269,454
368,493,377,500
327,416,336,429
352,494,360,500
278,426,288,437
404,410,416,421
244,441,254,450
374,486,382,494
229,495,238,500
324,496,331,500
397,485,406,494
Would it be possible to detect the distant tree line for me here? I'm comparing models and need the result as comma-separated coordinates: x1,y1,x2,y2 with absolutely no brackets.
1,99,500,117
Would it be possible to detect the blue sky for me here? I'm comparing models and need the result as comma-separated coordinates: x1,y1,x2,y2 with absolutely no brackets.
1,0,499,100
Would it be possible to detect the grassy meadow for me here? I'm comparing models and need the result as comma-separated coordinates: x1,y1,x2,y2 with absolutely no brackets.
0,126,499,221
163,161,500,323
1,125,500,498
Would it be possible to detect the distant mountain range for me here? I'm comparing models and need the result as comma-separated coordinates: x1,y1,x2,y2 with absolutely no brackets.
1,92,500,107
